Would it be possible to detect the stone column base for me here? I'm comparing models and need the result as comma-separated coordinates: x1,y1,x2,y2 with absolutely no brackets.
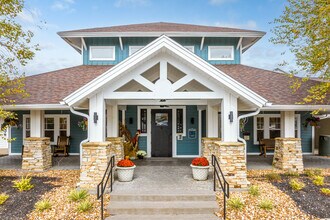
22,137,52,171
106,137,124,164
201,138,222,165
79,142,111,190
273,138,304,172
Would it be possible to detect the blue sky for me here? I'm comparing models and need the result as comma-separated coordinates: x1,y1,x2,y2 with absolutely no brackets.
19,0,292,75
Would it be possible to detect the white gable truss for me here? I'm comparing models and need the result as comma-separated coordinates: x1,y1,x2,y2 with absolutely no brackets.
63,35,268,107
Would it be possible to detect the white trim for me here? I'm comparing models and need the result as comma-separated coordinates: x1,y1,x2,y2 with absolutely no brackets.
312,126,315,154
173,155,199,158
262,105,330,111
81,37,86,50
198,109,202,156
119,37,123,50
236,37,243,50
129,46,144,56
89,46,115,61
69,153,80,155
9,153,22,156
183,45,194,53
208,46,234,61
200,37,205,50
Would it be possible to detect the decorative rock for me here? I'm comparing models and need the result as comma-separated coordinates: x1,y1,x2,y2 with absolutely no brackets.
22,137,52,171
273,138,304,172
106,137,124,163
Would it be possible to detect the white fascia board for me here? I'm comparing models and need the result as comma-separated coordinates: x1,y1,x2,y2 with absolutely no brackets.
262,105,330,111
2,104,70,110
63,35,268,107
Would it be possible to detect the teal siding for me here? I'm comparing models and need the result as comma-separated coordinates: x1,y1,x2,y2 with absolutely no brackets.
176,106,199,155
244,111,313,153
10,111,29,153
138,136,147,152
125,105,138,138
83,37,241,65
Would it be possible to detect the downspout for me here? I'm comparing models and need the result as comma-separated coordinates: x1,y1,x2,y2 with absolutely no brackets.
69,107,89,168
237,108,261,161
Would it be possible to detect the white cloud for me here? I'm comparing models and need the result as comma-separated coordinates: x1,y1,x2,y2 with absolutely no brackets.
114,0,149,8
214,20,258,30
17,8,41,24
209,0,237,5
51,0,75,12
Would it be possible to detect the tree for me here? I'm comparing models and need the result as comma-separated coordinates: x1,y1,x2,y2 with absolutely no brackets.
271,0,330,107
0,0,38,132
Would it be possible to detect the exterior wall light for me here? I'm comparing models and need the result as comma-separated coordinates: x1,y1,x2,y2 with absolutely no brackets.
93,112,98,123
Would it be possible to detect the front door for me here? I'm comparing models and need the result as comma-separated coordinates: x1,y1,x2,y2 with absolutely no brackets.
151,109,172,157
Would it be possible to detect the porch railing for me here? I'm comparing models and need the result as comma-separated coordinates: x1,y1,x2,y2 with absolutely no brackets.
97,155,115,220
211,154,230,220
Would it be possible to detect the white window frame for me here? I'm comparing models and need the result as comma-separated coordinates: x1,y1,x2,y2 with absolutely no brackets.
208,46,234,61
23,114,70,145
89,46,115,61
129,46,144,56
253,114,301,145
184,46,194,53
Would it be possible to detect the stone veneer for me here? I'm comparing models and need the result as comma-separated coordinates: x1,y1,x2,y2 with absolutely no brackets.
106,137,124,163
22,137,52,171
273,138,304,172
202,138,249,189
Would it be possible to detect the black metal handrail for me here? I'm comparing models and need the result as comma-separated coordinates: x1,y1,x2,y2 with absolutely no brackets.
97,155,115,220
212,154,230,220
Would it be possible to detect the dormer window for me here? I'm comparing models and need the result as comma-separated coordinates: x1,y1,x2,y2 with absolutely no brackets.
90,46,115,61
184,46,194,53
208,46,234,60
129,46,144,56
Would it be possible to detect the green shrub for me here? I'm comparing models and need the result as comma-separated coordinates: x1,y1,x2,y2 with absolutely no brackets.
284,171,300,177
77,200,93,212
68,189,89,202
305,169,322,177
258,199,274,210
35,200,52,212
248,185,260,196
289,179,305,191
227,197,244,210
12,176,34,192
320,188,330,196
0,194,9,205
312,176,324,186
265,173,281,182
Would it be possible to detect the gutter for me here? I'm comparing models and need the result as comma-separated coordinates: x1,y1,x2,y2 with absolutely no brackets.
237,108,261,161
69,106,89,168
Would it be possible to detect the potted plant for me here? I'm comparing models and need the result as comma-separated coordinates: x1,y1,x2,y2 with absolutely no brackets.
190,157,210,181
304,116,320,128
136,150,147,159
78,118,88,131
116,159,136,182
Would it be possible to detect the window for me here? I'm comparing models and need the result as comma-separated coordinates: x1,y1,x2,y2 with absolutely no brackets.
129,46,144,56
208,46,234,60
44,117,55,142
176,109,184,133
25,117,30,138
89,46,115,61
140,109,147,133
254,114,300,144
183,46,194,53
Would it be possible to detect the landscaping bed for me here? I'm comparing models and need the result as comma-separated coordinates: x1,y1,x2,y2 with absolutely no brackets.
0,170,110,220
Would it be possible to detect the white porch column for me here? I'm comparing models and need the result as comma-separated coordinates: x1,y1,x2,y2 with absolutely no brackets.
206,102,219,137
30,110,44,137
89,93,106,142
221,93,238,142
107,103,119,137
281,111,295,138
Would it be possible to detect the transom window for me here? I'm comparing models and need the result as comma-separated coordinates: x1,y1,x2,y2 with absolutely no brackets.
208,46,234,60
129,46,144,56
89,46,115,61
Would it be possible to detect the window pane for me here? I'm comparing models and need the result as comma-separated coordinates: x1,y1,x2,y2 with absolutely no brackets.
26,130,30,138
45,131,54,142
60,130,67,137
269,117,280,130
257,117,264,129
45,118,54,129
60,118,67,129
270,130,281,139
26,118,30,130
257,130,264,141
210,47,233,59
140,109,147,133
91,47,114,60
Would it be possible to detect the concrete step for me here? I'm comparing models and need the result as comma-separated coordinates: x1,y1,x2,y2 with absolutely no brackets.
108,201,218,215
110,193,216,201
106,214,219,220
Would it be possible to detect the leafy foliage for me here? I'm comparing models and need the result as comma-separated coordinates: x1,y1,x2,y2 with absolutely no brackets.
258,199,274,210
320,188,330,196
289,178,305,191
271,0,330,108
284,171,300,177
265,173,281,182
0,193,9,205
76,200,93,213
312,176,324,186
248,185,260,196
227,197,244,210
68,189,89,202
0,0,39,133
12,176,34,192
305,168,322,177
35,200,51,212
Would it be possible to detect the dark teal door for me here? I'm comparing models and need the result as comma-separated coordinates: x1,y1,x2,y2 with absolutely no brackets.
151,109,172,157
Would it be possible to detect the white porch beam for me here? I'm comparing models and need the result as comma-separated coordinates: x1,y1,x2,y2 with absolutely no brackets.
242,41,255,51
135,75,156,91
200,37,205,50
206,101,219,137
89,92,106,141
81,37,87,50
281,111,295,138
30,110,44,137
236,37,243,50
171,75,194,91
119,37,123,50
221,93,238,142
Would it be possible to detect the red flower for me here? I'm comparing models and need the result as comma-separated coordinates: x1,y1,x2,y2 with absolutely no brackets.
117,159,135,167
191,157,209,166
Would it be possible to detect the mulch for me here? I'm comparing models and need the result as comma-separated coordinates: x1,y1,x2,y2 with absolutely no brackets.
272,175,330,219
0,175,57,220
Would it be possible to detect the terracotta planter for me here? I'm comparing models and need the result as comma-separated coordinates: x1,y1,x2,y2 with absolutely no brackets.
191,164,209,181
117,165,136,182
